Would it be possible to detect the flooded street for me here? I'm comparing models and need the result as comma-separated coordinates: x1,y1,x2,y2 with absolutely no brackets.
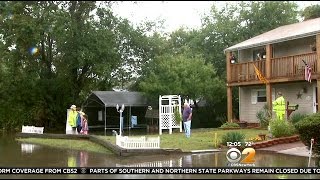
0,132,319,179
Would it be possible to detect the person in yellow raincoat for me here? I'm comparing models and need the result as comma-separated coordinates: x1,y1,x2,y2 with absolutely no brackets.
68,105,78,134
272,92,286,120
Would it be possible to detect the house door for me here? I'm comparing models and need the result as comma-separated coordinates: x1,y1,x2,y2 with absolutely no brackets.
313,84,318,113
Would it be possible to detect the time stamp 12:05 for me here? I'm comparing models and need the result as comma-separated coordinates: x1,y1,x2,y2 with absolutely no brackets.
226,141,253,147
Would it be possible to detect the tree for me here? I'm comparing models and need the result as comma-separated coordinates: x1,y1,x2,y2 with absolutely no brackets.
0,1,152,130
301,4,320,21
199,1,299,79
138,52,224,103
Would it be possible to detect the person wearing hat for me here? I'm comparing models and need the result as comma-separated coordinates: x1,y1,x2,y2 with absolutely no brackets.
272,92,286,120
68,105,78,134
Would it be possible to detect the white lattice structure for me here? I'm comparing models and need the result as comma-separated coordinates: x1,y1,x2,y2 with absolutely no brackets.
159,95,182,135
21,126,44,134
116,135,160,149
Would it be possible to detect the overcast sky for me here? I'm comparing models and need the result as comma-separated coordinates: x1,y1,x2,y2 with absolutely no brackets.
111,1,320,33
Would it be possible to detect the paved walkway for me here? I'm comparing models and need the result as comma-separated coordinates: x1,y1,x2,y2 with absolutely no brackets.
258,141,313,157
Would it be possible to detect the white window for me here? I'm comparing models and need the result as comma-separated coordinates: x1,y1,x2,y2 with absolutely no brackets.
257,89,266,102
251,88,275,104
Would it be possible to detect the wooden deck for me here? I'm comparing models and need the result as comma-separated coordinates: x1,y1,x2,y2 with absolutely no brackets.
228,52,317,86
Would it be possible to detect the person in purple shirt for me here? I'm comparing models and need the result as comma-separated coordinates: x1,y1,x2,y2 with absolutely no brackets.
182,102,192,138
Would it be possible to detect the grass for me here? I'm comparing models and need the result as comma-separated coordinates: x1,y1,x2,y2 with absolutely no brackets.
98,128,269,151
16,138,113,154
15,128,269,153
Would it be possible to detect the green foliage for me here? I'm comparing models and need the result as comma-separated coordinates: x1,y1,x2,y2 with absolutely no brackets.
221,131,245,146
174,105,182,123
301,4,320,21
138,53,225,103
290,113,307,124
270,119,296,138
0,1,302,131
220,122,240,128
294,113,320,156
0,1,153,130
200,1,298,77
256,104,272,128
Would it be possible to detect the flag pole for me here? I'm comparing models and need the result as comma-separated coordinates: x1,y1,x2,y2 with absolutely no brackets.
302,59,307,66
308,138,314,167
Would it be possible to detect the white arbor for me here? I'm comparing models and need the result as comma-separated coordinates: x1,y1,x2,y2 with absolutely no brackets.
159,95,182,135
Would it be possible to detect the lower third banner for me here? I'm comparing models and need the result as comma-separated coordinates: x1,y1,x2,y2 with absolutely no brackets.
0,167,319,174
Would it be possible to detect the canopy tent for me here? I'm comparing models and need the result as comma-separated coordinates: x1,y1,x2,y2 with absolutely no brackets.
82,91,149,135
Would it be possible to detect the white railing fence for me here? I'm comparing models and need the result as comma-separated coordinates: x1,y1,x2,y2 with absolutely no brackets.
116,135,160,149
21,126,44,134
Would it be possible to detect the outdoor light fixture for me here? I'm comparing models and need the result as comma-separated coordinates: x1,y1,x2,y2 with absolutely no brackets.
116,104,125,136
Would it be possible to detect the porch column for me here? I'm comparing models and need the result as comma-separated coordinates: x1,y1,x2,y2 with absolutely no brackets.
226,51,233,122
316,34,320,112
265,44,273,113
227,86,233,122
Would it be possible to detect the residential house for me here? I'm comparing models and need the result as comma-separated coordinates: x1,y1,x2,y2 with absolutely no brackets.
224,17,320,125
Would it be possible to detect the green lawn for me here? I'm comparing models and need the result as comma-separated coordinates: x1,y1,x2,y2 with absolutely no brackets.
16,128,269,153
98,128,269,151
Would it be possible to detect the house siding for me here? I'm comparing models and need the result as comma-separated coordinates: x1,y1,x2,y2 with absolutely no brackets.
239,86,267,123
273,36,315,57
239,82,315,123
237,36,315,62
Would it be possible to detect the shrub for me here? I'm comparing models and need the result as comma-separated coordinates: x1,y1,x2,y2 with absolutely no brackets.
256,104,271,128
221,131,245,146
269,118,296,138
295,113,320,156
220,122,240,128
290,113,307,124
174,105,182,123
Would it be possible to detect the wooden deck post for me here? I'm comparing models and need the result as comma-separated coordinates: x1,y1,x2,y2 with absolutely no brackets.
266,44,273,114
226,51,233,122
316,34,320,112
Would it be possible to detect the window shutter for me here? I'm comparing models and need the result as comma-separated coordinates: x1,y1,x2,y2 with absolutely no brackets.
251,89,257,104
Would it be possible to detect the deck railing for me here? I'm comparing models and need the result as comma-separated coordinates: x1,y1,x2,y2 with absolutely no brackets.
229,52,317,83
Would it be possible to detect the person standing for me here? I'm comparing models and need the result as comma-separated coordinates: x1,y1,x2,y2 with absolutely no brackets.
182,102,192,138
80,114,89,135
68,105,78,134
76,108,82,134
273,92,286,120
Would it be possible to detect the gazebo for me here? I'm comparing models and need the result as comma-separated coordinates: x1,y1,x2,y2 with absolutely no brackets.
82,91,150,135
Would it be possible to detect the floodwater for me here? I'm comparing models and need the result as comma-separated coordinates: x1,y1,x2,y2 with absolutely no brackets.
0,132,319,179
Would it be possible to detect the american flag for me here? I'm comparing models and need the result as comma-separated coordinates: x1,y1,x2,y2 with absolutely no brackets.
304,62,312,83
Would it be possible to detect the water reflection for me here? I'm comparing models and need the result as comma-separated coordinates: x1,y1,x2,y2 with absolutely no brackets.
1,132,320,179
21,143,40,154
67,151,89,167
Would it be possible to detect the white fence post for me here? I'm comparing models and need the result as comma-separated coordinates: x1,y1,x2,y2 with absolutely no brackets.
115,135,160,149
22,126,44,134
